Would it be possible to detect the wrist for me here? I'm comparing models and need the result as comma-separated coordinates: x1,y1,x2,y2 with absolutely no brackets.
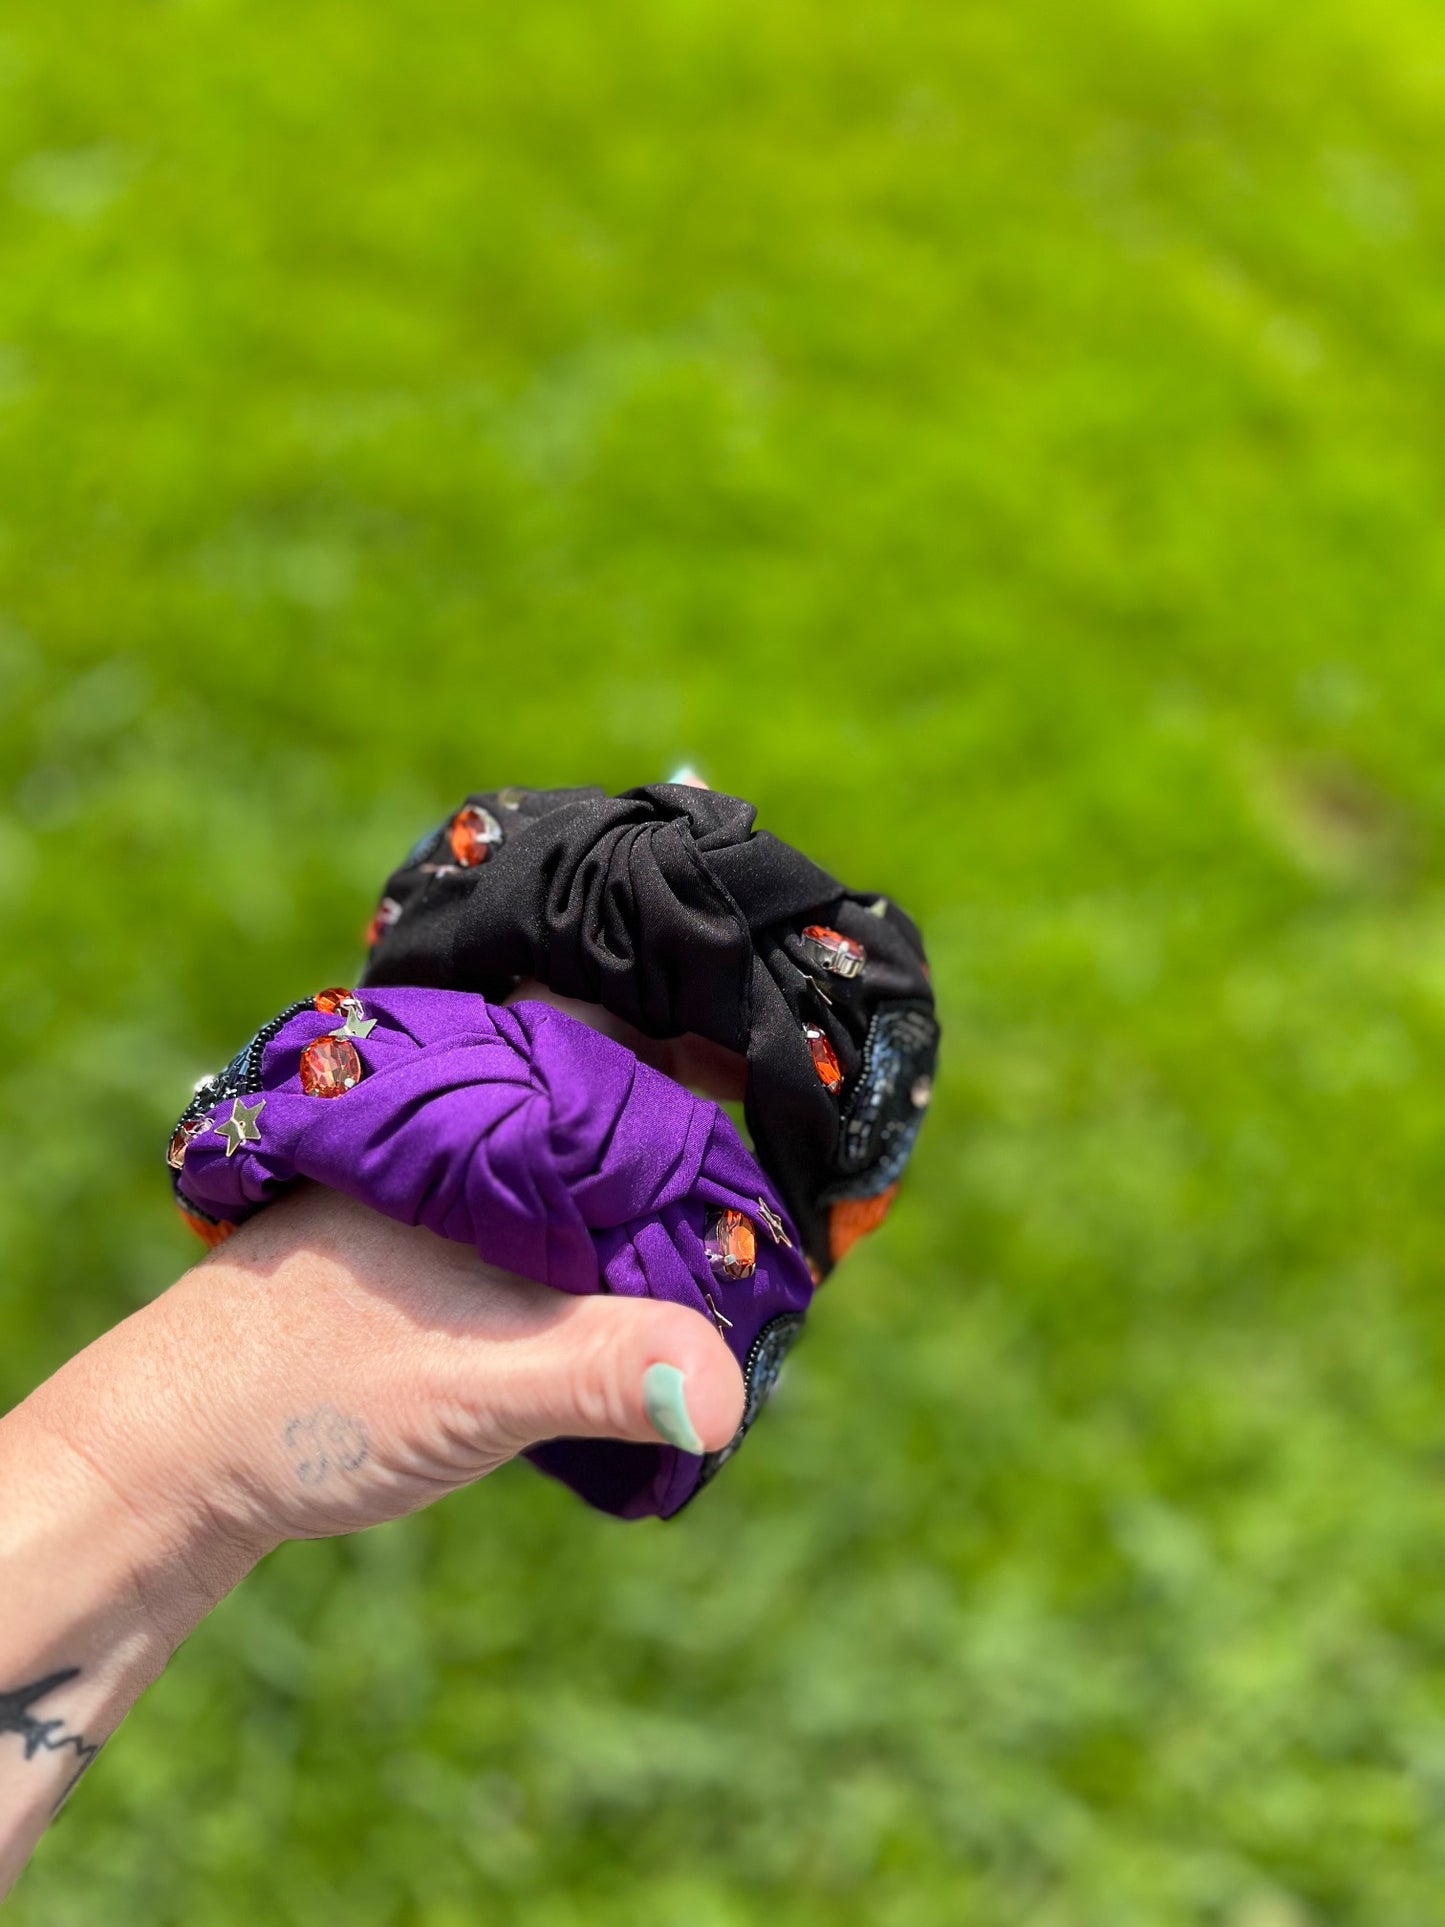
0,1385,262,1898
4,1292,271,1655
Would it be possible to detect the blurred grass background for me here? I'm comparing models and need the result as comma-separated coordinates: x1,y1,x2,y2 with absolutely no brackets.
3,0,1445,1918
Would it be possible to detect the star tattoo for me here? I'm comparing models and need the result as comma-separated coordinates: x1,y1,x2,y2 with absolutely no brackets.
757,1198,792,1248
218,1096,265,1157
330,999,377,1042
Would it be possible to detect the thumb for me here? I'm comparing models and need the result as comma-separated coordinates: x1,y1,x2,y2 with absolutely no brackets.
490,1293,746,1457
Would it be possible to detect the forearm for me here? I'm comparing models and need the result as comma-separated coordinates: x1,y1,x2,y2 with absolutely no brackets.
0,1323,262,1896
0,1187,739,1897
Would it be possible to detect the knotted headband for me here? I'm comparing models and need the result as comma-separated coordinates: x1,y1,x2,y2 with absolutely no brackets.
361,783,940,1278
167,987,814,1519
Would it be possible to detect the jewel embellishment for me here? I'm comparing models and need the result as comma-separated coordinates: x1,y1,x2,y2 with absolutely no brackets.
330,999,377,1042
756,1198,792,1248
704,1208,757,1280
218,1096,265,1158
299,1034,363,1099
804,1023,844,1093
167,1116,210,1171
313,988,377,1041
911,1075,933,1110
448,803,503,868
365,896,401,947
801,925,866,979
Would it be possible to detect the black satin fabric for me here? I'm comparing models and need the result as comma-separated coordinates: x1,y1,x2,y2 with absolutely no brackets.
361,783,938,1274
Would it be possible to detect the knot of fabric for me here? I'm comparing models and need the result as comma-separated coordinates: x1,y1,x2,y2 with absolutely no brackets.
363,783,940,1274
171,988,814,1520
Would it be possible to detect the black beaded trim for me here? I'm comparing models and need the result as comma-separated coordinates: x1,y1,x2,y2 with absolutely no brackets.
165,998,311,1169
826,1000,938,1201
693,1311,806,1494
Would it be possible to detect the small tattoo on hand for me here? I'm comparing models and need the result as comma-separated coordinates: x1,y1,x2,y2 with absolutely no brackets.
282,1406,370,1487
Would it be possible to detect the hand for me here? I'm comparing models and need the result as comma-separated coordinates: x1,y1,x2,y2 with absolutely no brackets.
20,1184,746,1568
0,1187,745,1892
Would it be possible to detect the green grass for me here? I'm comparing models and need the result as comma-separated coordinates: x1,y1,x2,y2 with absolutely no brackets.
4,0,1445,1917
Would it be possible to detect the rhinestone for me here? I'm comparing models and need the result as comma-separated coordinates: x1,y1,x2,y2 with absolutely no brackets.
497,786,529,809
801,925,865,979
365,896,401,947
828,1186,899,1262
167,1116,209,1171
313,987,353,1016
910,1075,933,1110
704,1208,757,1280
299,1034,363,1098
448,803,503,868
804,1023,843,1093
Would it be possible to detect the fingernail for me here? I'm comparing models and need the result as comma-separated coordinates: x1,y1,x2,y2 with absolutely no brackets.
642,1363,704,1454
665,764,708,789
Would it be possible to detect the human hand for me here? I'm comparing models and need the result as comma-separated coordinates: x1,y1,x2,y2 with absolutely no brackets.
19,1184,746,1578
0,1185,745,1889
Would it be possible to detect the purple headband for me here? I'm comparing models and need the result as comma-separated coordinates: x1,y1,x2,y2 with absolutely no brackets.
168,987,815,1519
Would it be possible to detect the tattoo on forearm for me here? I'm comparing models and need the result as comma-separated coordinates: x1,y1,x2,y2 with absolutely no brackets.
282,1406,370,1487
1,1670,99,1803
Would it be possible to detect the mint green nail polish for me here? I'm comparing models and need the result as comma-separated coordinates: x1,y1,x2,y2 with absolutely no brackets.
643,1363,704,1455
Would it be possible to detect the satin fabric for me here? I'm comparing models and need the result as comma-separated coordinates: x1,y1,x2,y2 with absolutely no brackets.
362,783,939,1273
174,989,815,1519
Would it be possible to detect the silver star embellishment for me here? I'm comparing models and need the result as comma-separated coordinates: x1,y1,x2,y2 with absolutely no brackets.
330,999,377,1042
757,1198,792,1248
218,1096,265,1158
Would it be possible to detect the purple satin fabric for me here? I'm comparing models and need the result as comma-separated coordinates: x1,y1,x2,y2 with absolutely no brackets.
176,989,815,1518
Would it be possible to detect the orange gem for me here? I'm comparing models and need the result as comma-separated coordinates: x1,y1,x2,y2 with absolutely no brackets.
828,1186,899,1263
804,1023,843,1092
177,1203,236,1249
365,897,401,947
313,987,353,1016
801,925,865,978
299,1034,363,1098
448,804,502,868
705,1208,758,1280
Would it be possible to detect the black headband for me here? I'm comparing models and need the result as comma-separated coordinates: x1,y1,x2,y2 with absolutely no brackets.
361,783,939,1277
